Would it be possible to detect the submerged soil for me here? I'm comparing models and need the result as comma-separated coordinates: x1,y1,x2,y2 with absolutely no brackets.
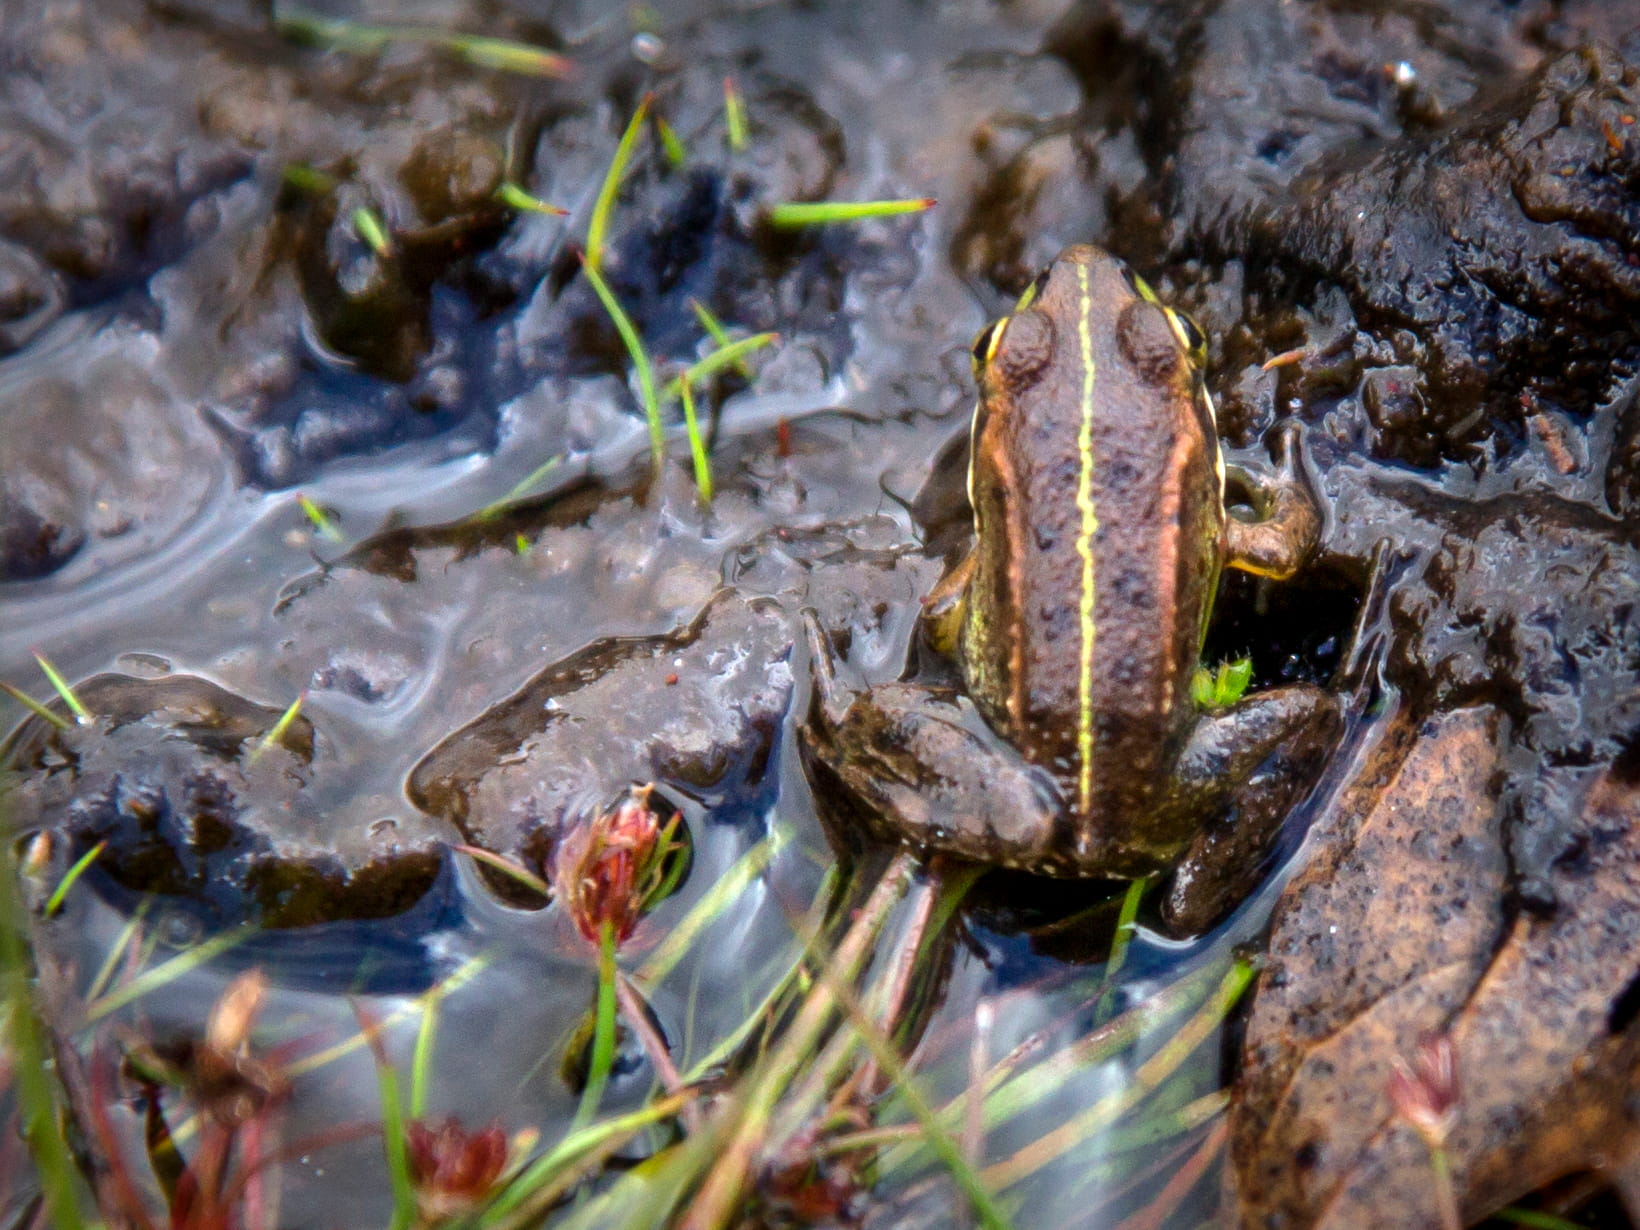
2,1,1638,1226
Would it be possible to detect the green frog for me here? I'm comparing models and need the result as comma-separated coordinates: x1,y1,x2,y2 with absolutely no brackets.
802,244,1341,929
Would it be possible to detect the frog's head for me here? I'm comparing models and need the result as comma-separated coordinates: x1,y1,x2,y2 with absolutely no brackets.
965,244,1216,513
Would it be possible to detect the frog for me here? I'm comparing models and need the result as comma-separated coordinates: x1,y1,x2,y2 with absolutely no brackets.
801,244,1342,931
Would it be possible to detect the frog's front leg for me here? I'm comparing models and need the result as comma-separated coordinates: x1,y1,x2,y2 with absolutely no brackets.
801,613,1070,870
1159,683,1342,933
1224,423,1322,581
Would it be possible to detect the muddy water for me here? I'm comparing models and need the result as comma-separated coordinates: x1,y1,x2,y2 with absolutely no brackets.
3,1,1639,1225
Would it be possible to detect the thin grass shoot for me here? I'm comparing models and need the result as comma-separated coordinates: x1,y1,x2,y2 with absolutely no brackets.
0,681,71,731
579,257,664,470
32,653,90,725
351,207,392,257
679,383,712,503
276,11,573,78
722,77,748,152
662,332,778,402
587,96,653,272
765,197,936,228
43,840,106,919
297,494,343,542
655,114,687,167
475,454,563,521
450,844,551,898
246,692,307,768
495,182,569,215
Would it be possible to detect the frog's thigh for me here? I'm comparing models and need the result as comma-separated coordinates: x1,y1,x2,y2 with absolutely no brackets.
819,684,1069,870
1162,684,1341,933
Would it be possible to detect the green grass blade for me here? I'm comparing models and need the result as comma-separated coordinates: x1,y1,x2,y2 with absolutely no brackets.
281,162,338,195
0,833,86,1228
351,207,391,256
637,830,784,988
495,181,569,215
373,1047,416,1230
32,654,89,724
43,841,105,919
587,96,652,272
0,681,71,731
662,332,778,402
246,692,306,768
722,77,748,152
474,455,563,522
85,927,252,1022
679,383,712,503
687,301,745,372
823,963,1013,1229
579,257,663,470
450,844,551,898
445,33,573,77
655,115,687,168
277,12,573,78
410,994,440,1121
297,494,343,542
1092,876,1148,1025
765,197,936,228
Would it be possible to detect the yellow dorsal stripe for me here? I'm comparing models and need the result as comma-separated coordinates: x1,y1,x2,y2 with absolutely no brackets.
1074,264,1099,812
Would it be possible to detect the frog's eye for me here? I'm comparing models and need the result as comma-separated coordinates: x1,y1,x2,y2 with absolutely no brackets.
970,317,1010,376
1164,307,1208,367
1013,267,1052,313
1117,260,1159,304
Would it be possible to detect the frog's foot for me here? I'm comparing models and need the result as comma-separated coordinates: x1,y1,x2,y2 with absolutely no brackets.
1224,422,1322,581
800,614,1070,871
1160,682,1341,934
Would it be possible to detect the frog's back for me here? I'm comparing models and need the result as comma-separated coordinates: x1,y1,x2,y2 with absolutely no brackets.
963,246,1223,818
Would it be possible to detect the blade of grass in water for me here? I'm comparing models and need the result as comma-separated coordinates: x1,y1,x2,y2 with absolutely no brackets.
0,681,71,730
281,162,337,194
297,494,342,542
580,257,663,470
0,835,86,1228
688,301,748,376
587,96,652,272
765,198,936,228
638,830,784,988
722,77,748,152
662,332,779,401
85,927,252,1023
495,181,569,215
679,383,712,502
450,845,550,898
246,692,306,768
362,1013,416,1230
277,11,573,78
655,114,687,168
980,958,1254,1192
474,455,563,521
819,945,1013,1230
1092,876,1148,1025
878,954,1226,1179
32,653,89,724
679,853,915,1230
351,207,391,256
43,841,105,918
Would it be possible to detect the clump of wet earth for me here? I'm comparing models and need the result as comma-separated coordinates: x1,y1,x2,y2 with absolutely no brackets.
2,0,1639,1226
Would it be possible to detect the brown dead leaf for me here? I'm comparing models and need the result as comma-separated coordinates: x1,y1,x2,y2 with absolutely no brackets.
1231,706,1640,1226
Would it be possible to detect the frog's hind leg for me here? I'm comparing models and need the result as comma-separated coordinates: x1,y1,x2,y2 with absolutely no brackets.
1160,683,1341,934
